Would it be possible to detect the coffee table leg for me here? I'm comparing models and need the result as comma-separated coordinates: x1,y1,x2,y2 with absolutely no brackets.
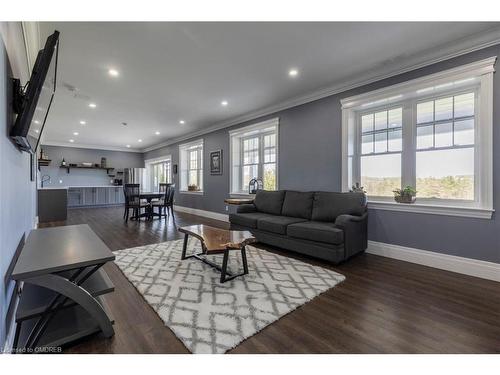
241,246,248,275
181,233,189,259
220,249,229,283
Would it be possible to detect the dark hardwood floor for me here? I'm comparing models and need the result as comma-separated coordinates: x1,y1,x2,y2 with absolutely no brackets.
39,206,500,354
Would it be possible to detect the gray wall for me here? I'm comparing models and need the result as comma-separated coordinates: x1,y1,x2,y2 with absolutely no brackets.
145,44,500,264
0,31,36,349
39,145,144,186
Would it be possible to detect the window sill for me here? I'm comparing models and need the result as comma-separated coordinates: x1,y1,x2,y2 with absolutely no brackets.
180,190,204,196
368,200,494,219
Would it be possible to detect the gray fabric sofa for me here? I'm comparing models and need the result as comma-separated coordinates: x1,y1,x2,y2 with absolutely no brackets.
229,190,368,264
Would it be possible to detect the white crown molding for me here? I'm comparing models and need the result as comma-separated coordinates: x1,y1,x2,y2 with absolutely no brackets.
367,241,500,282
142,26,500,153
41,141,143,153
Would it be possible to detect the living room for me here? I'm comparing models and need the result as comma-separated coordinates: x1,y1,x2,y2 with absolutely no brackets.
1,1,499,373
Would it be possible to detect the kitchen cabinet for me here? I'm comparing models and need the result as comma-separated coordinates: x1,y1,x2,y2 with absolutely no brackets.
67,186,124,208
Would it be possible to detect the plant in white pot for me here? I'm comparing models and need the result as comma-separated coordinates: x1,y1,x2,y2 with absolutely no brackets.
392,186,417,204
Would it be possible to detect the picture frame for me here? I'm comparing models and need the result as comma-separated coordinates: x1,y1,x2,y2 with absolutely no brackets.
209,149,222,175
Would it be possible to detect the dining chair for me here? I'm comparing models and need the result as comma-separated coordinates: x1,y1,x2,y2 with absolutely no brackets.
123,184,149,222
152,183,175,219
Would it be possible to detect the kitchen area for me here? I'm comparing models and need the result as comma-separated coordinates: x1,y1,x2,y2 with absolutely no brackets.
37,145,145,223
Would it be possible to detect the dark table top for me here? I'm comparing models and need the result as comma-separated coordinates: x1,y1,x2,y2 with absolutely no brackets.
11,224,115,280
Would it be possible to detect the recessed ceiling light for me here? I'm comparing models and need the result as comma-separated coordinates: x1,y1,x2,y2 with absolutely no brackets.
126,144,131,148
108,69,119,77
34,120,40,124
69,139,74,143
88,103,97,108
79,120,86,125
289,69,299,77
221,100,228,106
73,132,79,136
155,131,160,135
138,139,142,142
179,120,185,124
34,129,39,133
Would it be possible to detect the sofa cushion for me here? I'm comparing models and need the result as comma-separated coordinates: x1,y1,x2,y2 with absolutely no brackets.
253,190,286,215
257,216,308,235
287,221,344,245
281,191,314,219
311,192,366,222
229,212,275,229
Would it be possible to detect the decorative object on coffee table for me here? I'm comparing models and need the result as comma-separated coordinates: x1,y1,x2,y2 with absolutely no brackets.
209,149,222,175
393,186,417,204
178,224,256,283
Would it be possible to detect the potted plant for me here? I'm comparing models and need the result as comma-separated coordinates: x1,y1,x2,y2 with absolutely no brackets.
350,182,367,205
187,184,199,192
393,186,417,204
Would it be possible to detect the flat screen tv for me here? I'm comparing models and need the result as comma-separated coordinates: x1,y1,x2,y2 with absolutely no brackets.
10,30,59,153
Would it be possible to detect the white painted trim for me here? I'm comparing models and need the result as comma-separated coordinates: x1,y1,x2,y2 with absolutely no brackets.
144,154,172,164
368,201,494,219
228,117,279,136
41,141,143,153
142,27,500,153
174,205,229,222
340,56,497,108
367,241,500,282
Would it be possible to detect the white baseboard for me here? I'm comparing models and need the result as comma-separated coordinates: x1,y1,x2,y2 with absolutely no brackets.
367,240,500,282
174,205,229,222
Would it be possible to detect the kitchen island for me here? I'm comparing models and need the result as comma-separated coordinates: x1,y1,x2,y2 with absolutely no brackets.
38,185,125,210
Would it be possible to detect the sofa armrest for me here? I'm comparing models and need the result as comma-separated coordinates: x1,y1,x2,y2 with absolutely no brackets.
334,213,368,259
237,204,257,213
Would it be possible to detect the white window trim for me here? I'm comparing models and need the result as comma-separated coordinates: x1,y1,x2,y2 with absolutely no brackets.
341,57,496,219
144,155,172,190
229,118,279,196
179,139,204,194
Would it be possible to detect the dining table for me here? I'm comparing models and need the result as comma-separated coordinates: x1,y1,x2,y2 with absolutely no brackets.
131,191,165,220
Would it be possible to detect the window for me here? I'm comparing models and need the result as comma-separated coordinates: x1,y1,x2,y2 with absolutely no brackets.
360,107,402,197
144,156,172,191
230,118,279,194
341,57,495,218
415,93,475,200
179,139,203,193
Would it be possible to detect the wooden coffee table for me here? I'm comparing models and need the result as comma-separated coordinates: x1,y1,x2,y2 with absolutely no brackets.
178,225,257,283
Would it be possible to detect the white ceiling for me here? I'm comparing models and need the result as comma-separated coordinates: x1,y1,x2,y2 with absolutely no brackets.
38,22,500,152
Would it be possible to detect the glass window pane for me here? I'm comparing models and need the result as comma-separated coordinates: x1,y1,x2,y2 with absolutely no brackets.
454,92,474,118
189,170,198,187
264,134,276,148
362,134,373,154
263,163,276,190
242,165,258,190
416,148,474,200
417,125,434,149
388,129,402,152
388,108,402,129
264,147,276,163
374,132,387,153
374,111,387,131
454,119,474,146
362,114,373,133
417,101,433,124
435,97,453,121
361,153,401,197
434,122,453,148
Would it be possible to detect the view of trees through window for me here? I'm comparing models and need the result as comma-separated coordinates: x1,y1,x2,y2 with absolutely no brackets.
358,92,475,201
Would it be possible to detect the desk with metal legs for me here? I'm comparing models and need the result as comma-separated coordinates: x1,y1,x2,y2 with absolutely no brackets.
10,224,115,352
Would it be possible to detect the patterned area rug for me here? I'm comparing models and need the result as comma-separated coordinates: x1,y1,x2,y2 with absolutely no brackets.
114,238,345,353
